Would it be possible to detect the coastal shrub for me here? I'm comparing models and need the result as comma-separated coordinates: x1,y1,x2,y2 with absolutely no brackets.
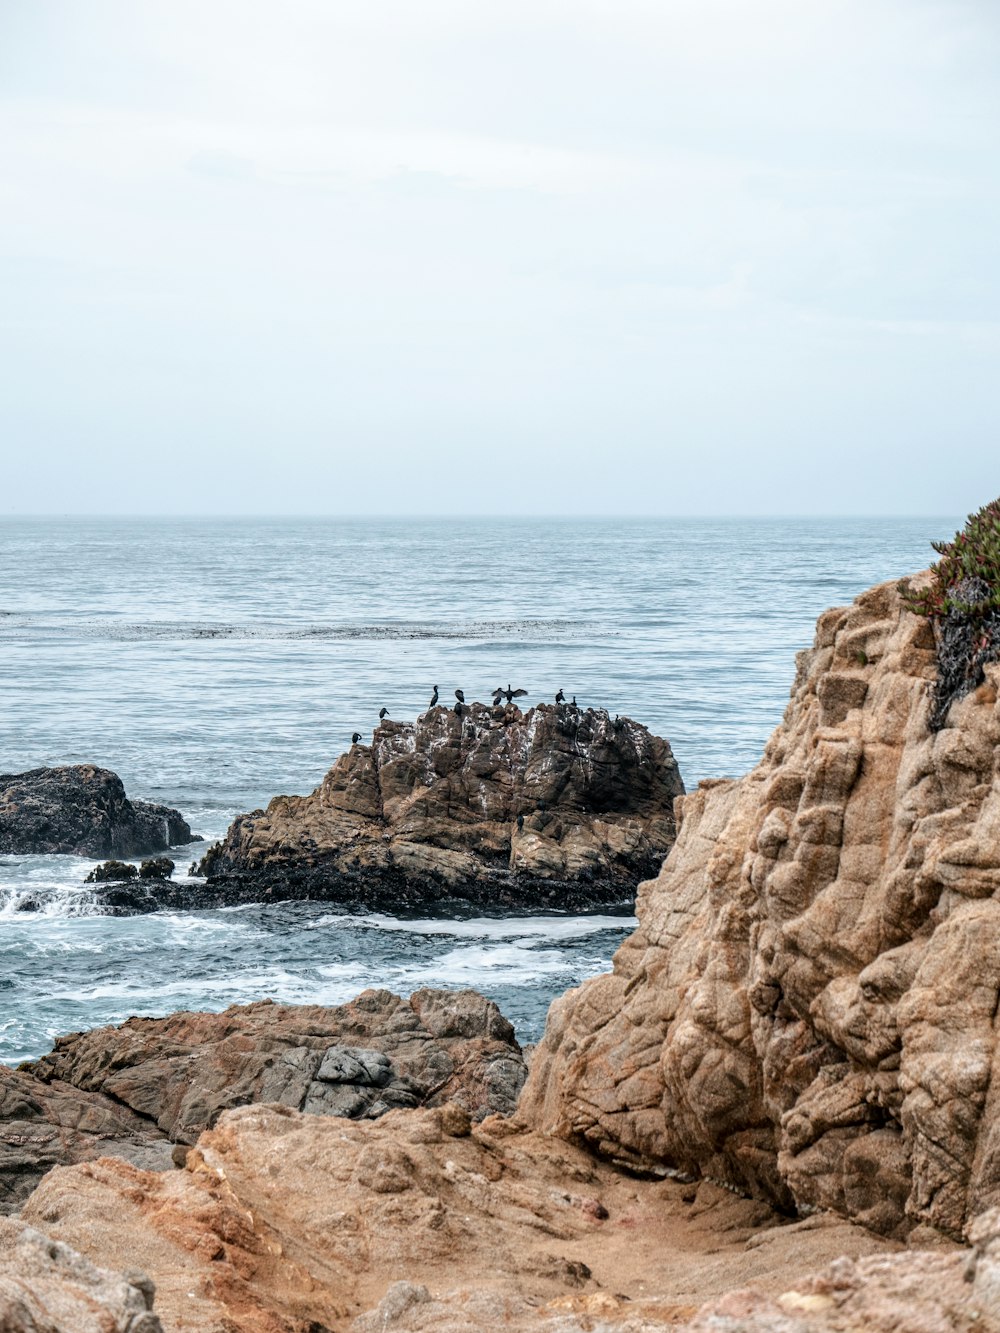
904,498,1000,730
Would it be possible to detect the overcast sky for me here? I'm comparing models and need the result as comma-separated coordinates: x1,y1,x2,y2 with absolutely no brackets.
2,0,998,515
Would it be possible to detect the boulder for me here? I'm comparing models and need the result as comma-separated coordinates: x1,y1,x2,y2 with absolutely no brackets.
0,1217,161,1332
519,573,1000,1240
184,703,683,913
0,766,196,857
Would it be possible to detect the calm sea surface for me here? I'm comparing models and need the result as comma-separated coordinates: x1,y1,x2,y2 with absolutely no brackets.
0,515,955,1063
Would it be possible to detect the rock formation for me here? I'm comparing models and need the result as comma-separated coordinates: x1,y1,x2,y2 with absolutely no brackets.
5,988,525,1212
0,766,195,857
0,1216,162,1332
185,703,682,912
520,574,1000,1241
16,1103,903,1332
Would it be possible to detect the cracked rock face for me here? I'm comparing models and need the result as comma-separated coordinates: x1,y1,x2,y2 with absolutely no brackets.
0,766,194,858
18,987,525,1154
189,703,683,912
520,575,1000,1241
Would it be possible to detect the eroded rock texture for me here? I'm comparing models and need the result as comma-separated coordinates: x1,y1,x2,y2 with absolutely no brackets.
0,1216,161,1332
192,703,682,911
23,988,526,1146
521,575,1000,1241
0,766,194,857
18,1104,899,1333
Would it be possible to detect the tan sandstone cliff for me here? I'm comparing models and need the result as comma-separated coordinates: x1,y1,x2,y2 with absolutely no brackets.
520,573,1000,1242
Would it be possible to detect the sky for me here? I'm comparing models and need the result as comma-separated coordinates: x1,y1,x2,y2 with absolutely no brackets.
1,0,998,515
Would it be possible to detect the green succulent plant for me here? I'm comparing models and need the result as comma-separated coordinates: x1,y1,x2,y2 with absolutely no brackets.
906,498,1000,618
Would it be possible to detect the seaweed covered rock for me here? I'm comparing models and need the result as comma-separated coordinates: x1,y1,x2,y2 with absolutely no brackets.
520,570,1000,1241
191,703,683,912
0,766,196,857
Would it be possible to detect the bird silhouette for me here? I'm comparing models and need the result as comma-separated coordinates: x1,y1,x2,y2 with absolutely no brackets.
571,696,577,707
454,688,465,704
504,683,528,703
555,689,565,704
428,685,439,708
492,689,504,707
454,701,464,718
351,732,362,745
379,707,389,720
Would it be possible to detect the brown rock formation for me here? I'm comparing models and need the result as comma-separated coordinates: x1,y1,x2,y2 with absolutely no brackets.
0,765,195,858
18,1104,900,1332
0,1215,161,1332
21,988,525,1148
187,703,683,912
520,574,1000,1240
0,1066,173,1214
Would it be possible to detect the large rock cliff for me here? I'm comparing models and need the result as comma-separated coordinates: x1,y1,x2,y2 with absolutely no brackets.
192,703,683,911
520,575,1000,1241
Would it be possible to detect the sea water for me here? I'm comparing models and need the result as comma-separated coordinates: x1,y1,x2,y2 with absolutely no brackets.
0,515,955,1063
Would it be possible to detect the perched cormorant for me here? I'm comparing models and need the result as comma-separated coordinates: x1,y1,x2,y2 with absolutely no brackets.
453,701,464,718
571,695,577,707
516,813,524,831
503,683,528,703
351,732,362,745
454,688,465,704
492,688,503,706
429,685,439,708
555,689,565,704
379,707,389,720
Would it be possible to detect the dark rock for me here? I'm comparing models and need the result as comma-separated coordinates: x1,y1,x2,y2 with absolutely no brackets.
188,704,683,913
0,766,198,858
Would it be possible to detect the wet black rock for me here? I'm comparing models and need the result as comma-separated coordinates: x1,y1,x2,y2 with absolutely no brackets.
0,766,198,858
86,860,139,883
139,858,175,880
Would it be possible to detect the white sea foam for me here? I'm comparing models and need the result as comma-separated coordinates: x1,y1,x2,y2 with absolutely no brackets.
312,912,636,940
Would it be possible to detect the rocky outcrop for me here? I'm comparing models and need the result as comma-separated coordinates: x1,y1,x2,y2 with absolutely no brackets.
18,1104,900,1333
0,1217,162,1332
0,766,195,857
190,703,682,912
0,1067,173,1214
2,989,523,1217
519,574,1000,1241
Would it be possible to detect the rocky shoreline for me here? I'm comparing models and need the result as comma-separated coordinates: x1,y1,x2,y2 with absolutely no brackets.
7,559,1000,1327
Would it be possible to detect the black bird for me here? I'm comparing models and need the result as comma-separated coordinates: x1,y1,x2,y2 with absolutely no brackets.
429,685,439,708
351,732,362,745
492,690,503,707
571,695,577,707
555,689,565,704
516,813,524,831
454,701,464,718
379,707,389,720
504,683,528,703
455,688,465,704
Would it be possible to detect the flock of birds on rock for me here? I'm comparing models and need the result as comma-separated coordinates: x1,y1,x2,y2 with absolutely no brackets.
349,685,581,747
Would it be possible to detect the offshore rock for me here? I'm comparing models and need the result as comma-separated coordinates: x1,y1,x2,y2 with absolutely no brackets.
23,988,527,1145
0,765,195,857
0,1216,162,1332
190,703,683,912
520,573,1000,1241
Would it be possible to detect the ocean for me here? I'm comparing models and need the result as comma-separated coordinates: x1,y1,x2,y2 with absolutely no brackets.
0,515,955,1064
